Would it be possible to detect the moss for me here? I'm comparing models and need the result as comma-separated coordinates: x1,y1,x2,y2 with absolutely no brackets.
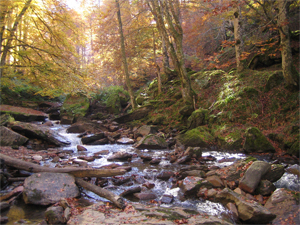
243,156,257,163
178,126,214,147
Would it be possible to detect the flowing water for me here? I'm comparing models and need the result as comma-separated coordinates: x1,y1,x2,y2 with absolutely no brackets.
1,122,299,224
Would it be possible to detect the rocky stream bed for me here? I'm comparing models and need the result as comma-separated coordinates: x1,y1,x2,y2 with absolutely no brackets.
0,105,300,225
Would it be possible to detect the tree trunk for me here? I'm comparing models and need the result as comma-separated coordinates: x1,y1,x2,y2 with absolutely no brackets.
0,0,32,78
277,0,299,89
115,0,137,109
75,178,125,209
0,153,126,177
147,0,195,107
233,0,244,73
153,30,161,94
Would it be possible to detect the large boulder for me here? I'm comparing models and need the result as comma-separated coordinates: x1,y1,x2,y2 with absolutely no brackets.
60,93,90,124
179,176,203,196
23,172,79,205
81,133,105,145
243,127,275,153
239,161,271,194
187,108,208,129
0,126,28,146
265,188,300,225
177,126,214,147
216,188,276,224
0,105,48,122
9,121,70,147
136,125,158,136
134,134,168,149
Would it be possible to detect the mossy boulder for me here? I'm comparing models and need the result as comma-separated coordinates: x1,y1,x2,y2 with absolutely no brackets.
287,136,300,157
134,134,168,149
60,93,90,124
243,127,275,153
264,71,284,92
177,126,215,147
187,108,208,129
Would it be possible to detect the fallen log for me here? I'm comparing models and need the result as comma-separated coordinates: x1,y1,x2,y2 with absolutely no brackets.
0,153,126,178
75,177,125,209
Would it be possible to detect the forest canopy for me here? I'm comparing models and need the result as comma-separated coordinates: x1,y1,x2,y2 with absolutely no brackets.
0,0,299,97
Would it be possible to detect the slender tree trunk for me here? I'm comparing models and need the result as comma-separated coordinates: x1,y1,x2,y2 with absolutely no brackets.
115,0,137,109
277,0,299,89
233,0,244,73
0,0,32,78
148,0,195,107
153,30,161,94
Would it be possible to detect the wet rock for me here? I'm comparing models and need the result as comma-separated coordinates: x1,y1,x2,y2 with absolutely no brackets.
134,134,168,149
107,151,133,161
116,137,134,144
89,138,109,145
262,163,285,182
157,171,174,181
0,216,8,224
175,155,191,164
180,170,206,179
239,161,271,194
216,188,276,224
161,194,174,204
0,126,28,146
286,164,300,177
73,158,88,166
255,180,276,196
95,150,109,155
139,154,152,162
10,121,70,146
243,127,275,153
136,125,158,136
133,175,146,184
109,125,119,132
0,202,10,211
45,205,65,225
180,176,203,196
149,158,161,165
42,121,53,126
81,133,105,144
226,202,238,221
112,176,131,185
134,192,157,200
142,182,155,189
206,175,224,188
120,186,141,197
184,146,202,157
265,188,300,225
32,155,43,161
23,172,79,205
77,156,95,162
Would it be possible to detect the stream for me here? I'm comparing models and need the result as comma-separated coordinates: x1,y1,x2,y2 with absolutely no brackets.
1,122,299,224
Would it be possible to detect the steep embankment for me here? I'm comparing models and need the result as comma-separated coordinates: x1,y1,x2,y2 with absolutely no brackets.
134,68,299,158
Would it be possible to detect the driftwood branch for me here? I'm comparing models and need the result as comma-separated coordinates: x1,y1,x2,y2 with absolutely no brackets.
75,178,125,209
0,153,126,177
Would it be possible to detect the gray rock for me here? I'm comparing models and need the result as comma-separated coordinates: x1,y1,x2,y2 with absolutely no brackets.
45,205,65,225
216,188,276,224
116,137,134,144
107,151,133,161
81,133,105,144
23,172,79,205
180,176,203,196
134,134,168,149
10,121,70,146
0,126,28,146
239,161,271,194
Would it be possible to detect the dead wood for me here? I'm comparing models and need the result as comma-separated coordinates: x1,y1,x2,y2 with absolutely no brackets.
0,153,126,177
75,177,125,209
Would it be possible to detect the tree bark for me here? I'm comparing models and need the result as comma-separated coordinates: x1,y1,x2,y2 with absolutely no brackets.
147,0,195,108
0,0,32,78
153,30,161,94
0,153,126,177
115,0,137,109
277,0,299,89
233,0,244,73
75,177,125,209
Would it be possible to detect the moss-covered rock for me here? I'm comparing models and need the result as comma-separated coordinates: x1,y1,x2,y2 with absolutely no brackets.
187,108,208,129
60,93,89,124
264,71,284,92
243,127,275,153
288,136,300,157
134,134,168,149
177,126,215,147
